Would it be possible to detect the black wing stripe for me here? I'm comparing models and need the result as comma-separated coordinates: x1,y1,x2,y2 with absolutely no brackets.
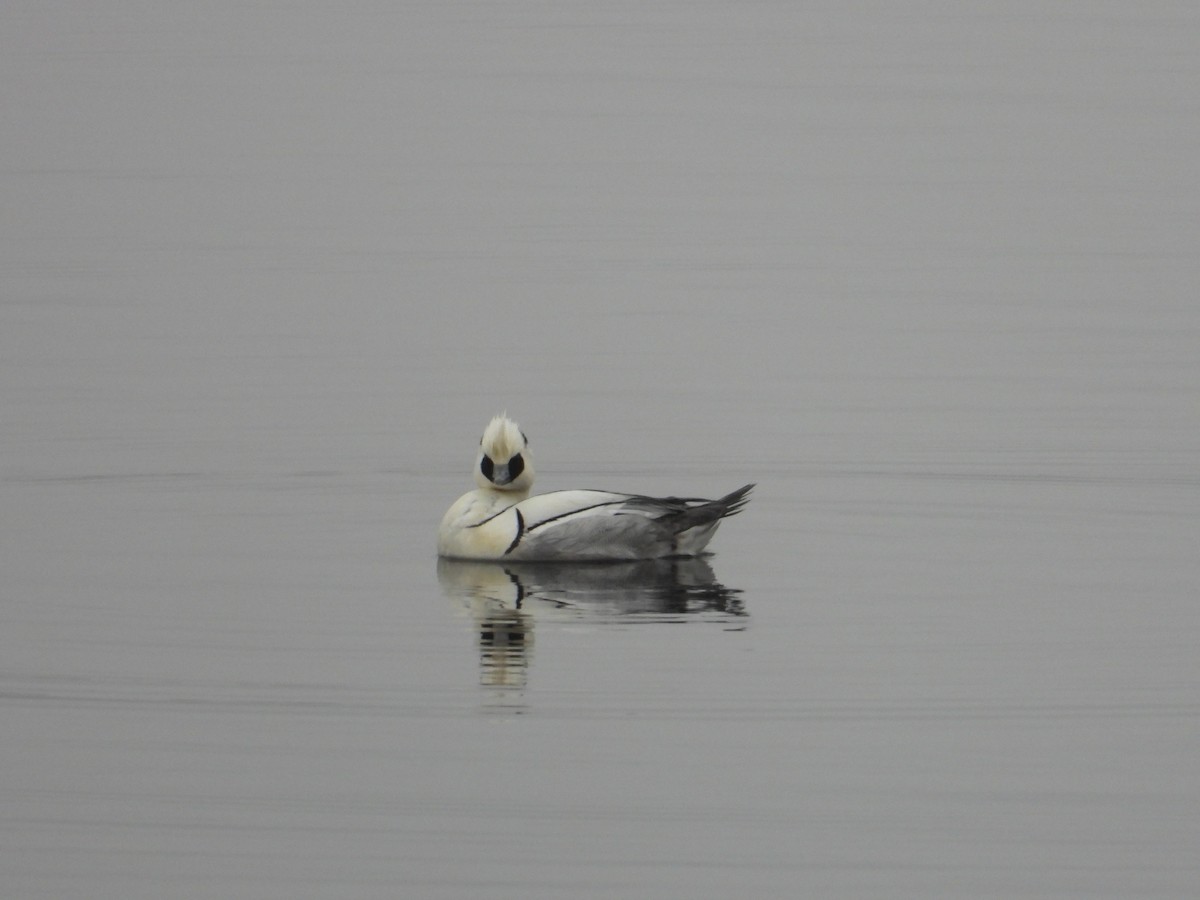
523,499,632,534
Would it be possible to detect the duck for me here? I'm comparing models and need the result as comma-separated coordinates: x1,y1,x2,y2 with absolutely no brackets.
437,414,752,561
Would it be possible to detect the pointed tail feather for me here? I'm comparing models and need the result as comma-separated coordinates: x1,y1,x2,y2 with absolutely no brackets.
716,483,754,519
668,483,753,532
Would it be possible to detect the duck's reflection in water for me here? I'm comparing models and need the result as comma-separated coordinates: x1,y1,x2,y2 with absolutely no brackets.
437,557,747,700
477,606,532,690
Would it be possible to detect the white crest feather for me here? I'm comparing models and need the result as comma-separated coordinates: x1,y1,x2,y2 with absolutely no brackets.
481,413,524,462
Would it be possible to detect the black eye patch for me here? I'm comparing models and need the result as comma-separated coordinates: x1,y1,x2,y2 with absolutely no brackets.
480,456,495,481
508,453,524,480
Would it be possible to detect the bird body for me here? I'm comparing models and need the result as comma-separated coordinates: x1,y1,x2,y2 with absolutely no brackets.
438,415,751,562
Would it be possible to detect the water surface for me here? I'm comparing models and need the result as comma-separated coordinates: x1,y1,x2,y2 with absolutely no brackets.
2,3,1198,898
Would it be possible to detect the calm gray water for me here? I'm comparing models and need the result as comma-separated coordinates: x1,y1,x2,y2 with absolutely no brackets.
3,3,1198,897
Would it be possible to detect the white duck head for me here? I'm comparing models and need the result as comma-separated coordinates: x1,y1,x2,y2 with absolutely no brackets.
475,414,534,493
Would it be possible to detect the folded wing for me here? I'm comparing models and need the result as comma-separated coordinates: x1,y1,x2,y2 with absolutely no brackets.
506,484,753,561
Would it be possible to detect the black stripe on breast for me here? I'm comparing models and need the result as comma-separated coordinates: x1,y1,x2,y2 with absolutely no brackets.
467,503,516,528
503,509,525,555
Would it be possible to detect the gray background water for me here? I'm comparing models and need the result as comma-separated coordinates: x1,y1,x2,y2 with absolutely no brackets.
3,3,1198,897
